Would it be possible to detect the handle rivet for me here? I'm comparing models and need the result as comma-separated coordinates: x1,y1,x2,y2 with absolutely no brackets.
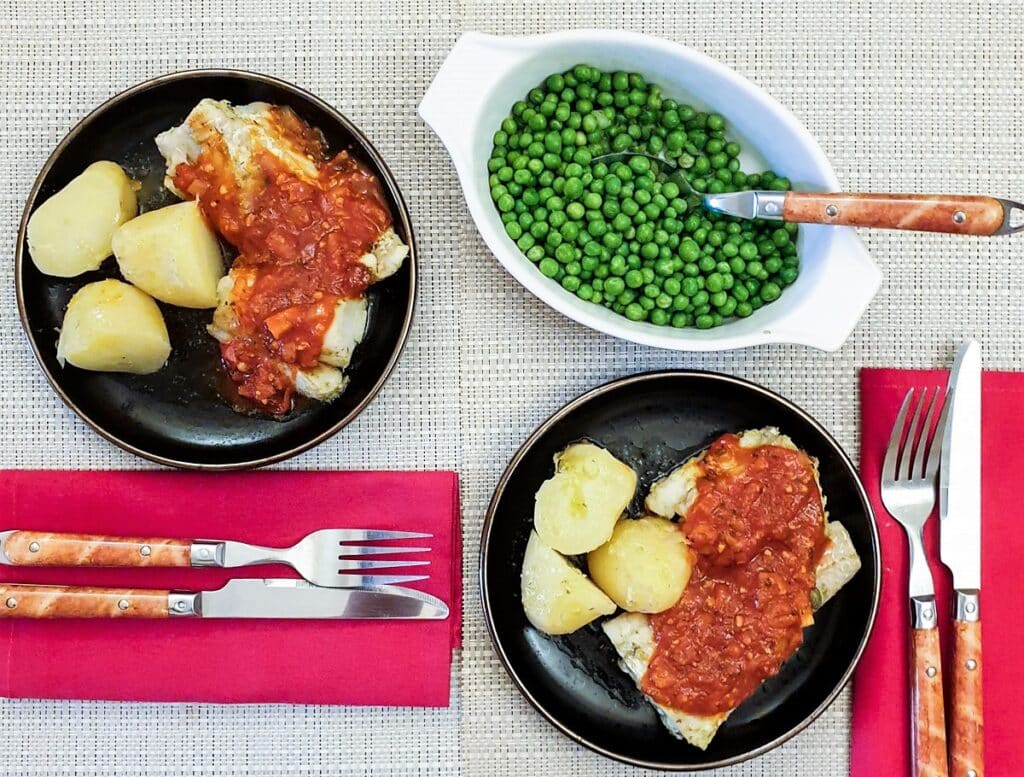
923,607,934,620
825,204,839,217
5,597,16,609
199,547,212,560
967,770,978,777
139,545,152,557
965,601,977,614
28,541,40,553
174,600,188,612
764,201,780,215
953,210,967,224
966,658,977,671
925,666,937,678
117,599,129,611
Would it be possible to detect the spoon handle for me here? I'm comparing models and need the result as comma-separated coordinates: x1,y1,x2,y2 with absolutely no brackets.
782,192,1012,235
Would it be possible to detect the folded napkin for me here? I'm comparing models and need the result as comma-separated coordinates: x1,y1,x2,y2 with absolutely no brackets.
852,369,1022,774
0,470,461,706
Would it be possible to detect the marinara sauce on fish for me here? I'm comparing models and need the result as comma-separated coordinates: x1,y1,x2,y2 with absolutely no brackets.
642,433,829,715
173,107,392,414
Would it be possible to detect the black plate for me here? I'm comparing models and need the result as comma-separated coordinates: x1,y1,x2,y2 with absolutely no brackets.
15,70,416,469
481,371,880,770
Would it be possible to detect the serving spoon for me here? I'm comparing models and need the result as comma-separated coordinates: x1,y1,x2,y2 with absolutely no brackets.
595,153,1024,236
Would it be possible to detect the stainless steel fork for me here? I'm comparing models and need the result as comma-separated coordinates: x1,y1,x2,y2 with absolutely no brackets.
0,528,432,588
880,387,951,777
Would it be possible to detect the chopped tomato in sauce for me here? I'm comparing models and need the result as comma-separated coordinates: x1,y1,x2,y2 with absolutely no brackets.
641,434,828,715
174,110,392,415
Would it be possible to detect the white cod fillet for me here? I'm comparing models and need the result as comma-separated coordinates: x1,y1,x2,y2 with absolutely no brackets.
157,99,409,404
604,427,862,750
155,98,321,199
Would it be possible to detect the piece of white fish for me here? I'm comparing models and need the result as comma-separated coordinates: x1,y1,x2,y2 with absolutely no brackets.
607,427,861,750
157,99,409,405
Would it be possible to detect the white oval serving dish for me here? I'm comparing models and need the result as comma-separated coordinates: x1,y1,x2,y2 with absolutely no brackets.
419,30,881,352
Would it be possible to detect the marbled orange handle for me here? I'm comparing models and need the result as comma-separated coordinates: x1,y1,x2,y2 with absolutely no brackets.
0,583,169,618
3,531,191,567
912,626,950,777
783,193,1005,235
950,617,983,777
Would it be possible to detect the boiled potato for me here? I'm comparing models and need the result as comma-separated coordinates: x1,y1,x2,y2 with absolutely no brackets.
521,531,616,635
534,442,637,555
112,200,224,308
56,280,170,374
27,161,137,277
588,517,692,613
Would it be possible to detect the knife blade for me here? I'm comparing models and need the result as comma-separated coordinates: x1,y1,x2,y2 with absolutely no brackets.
0,579,449,620
188,579,449,620
939,339,984,777
939,339,982,591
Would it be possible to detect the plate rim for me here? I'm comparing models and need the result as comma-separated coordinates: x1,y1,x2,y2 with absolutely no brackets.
479,368,881,770
14,68,417,470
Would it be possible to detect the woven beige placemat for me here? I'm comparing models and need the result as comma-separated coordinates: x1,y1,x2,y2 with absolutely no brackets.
1,0,1021,774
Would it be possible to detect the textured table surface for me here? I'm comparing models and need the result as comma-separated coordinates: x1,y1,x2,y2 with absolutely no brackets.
1,1,1020,775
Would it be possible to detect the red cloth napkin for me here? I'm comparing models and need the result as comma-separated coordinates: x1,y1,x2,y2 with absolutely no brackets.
0,470,461,706
852,369,1023,774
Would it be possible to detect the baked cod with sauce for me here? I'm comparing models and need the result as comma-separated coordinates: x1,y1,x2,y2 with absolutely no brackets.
604,428,861,749
156,98,408,415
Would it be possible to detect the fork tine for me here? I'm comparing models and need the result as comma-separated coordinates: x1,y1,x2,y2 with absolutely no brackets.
338,545,430,557
924,387,951,479
884,389,915,482
901,388,929,481
335,530,432,541
338,559,430,571
908,388,941,479
335,574,430,586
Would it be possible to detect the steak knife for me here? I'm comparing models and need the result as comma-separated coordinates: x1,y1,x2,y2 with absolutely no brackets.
940,339,984,777
0,579,450,620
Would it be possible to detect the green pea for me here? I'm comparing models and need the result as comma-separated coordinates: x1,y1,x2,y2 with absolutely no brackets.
648,308,667,326
654,258,674,276
563,178,584,199
761,281,782,302
624,269,645,288
679,239,700,261
539,258,559,277
625,302,645,320
605,276,626,297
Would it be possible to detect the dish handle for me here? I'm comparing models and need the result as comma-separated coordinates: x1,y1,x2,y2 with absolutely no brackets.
772,227,882,351
418,32,536,171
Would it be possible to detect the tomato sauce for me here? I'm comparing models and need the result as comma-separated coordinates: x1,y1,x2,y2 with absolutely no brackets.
641,434,828,715
173,108,392,415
